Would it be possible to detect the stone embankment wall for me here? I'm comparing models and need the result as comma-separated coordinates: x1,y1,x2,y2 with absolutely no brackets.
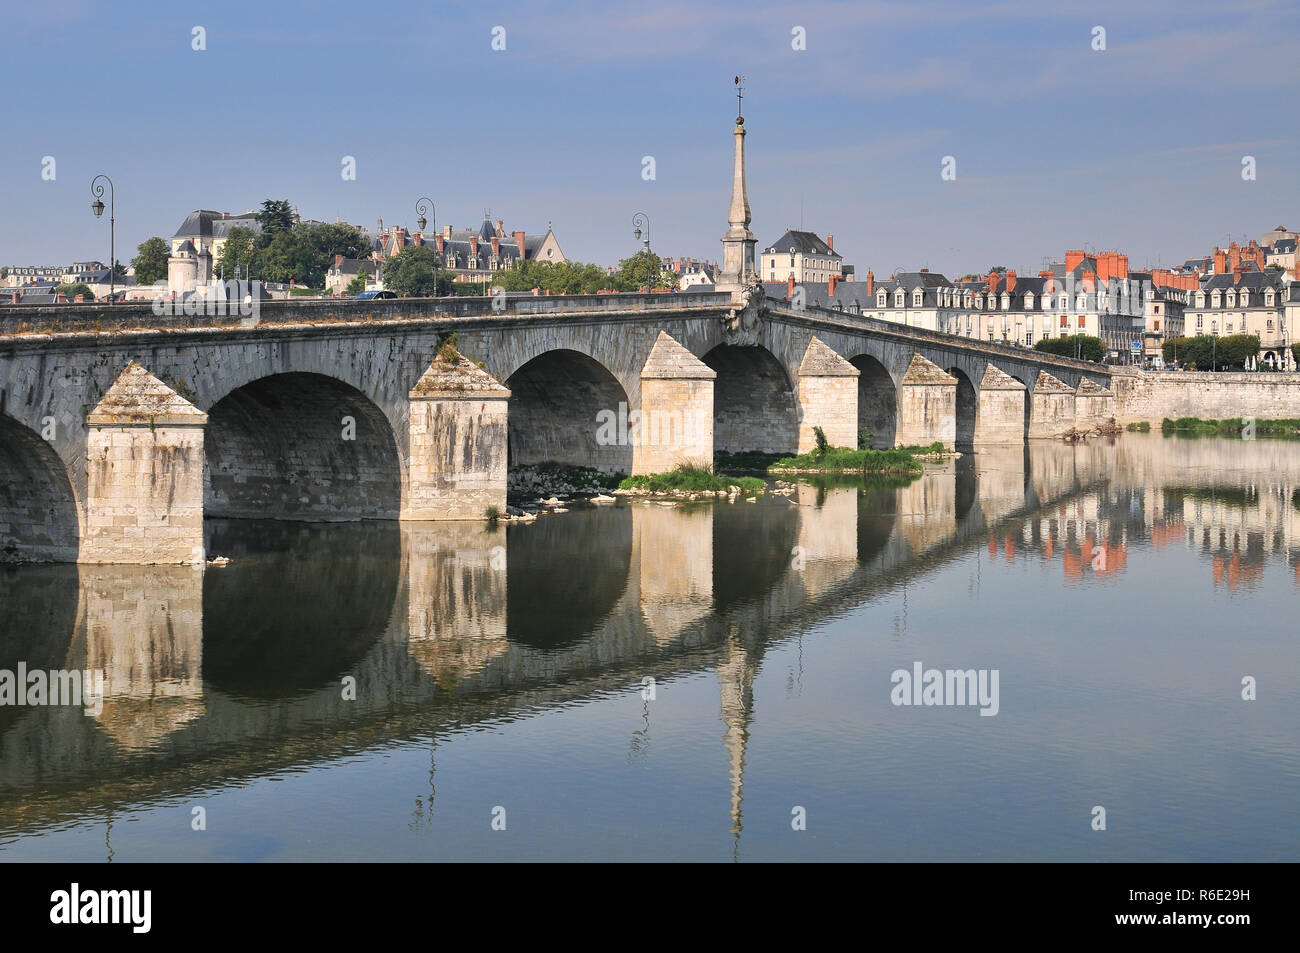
1111,369,1300,422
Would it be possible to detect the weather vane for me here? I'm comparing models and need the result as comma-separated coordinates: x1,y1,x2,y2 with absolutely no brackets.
734,75,745,121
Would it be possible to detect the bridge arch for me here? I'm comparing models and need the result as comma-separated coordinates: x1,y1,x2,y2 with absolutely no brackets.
204,372,403,521
849,354,897,449
506,349,633,473
946,366,978,452
703,344,799,455
0,414,79,562
1009,373,1032,439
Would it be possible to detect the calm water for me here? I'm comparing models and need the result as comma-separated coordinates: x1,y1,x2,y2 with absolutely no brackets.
1,434,1296,862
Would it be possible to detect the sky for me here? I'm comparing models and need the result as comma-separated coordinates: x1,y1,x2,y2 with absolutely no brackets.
1,0,1297,278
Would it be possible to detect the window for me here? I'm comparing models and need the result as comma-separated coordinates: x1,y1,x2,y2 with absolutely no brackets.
912,290,923,307
1211,291,1221,307
1265,291,1275,306
1154,319,1160,331
1226,291,1236,307
1026,332,1034,345
1078,315,1086,328
1196,314,1203,329
877,291,886,307
1025,293,1034,309
1060,315,1068,328
1241,291,1249,307
1196,292,1205,307
1060,294,1069,310
895,290,904,307
1001,293,1010,309
1267,319,1274,330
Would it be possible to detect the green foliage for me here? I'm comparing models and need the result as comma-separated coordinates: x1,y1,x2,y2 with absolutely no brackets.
383,245,454,297
344,267,369,296
857,431,873,449
1292,343,1300,365
131,237,169,286
492,259,610,295
1126,421,1151,432
0,267,8,279
612,251,675,292
55,282,93,301
769,446,924,473
1162,335,1260,371
484,505,500,521
1161,417,1300,438
216,226,259,280
1034,335,1105,362
619,464,766,493
437,332,460,363
813,426,829,458
255,199,294,236
111,260,127,279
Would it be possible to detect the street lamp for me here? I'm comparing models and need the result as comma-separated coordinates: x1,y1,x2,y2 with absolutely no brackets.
415,197,434,233
632,212,651,292
90,174,115,302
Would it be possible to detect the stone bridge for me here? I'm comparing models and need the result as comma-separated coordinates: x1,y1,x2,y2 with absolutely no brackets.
0,292,1114,564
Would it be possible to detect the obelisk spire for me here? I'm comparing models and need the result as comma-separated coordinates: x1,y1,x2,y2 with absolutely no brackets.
718,76,756,300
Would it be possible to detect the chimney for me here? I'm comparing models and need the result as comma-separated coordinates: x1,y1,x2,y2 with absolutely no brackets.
920,267,929,273
866,269,874,295
986,270,999,291
491,236,500,258
513,230,527,259
1228,248,1240,272
435,234,444,253
335,254,343,268
1065,249,1086,273
827,234,834,250
829,273,840,295
787,273,796,297
496,218,505,238
1005,269,1017,291
1233,264,1243,283
1096,253,1110,283
442,225,452,240
1116,253,1129,279
469,236,478,257
1213,247,1226,273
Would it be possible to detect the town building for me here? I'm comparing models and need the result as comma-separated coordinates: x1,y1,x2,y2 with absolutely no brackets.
760,230,843,285
374,215,564,284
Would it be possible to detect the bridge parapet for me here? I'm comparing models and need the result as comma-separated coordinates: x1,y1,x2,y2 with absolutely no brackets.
0,291,734,337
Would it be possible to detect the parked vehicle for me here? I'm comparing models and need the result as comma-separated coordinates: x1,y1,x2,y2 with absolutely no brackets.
354,290,396,300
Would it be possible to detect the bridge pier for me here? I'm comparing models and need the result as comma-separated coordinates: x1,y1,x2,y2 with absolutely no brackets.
796,337,859,453
1075,378,1116,429
895,354,957,450
633,331,715,475
974,364,1028,446
1028,371,1076,439
403,352,510,521
80,363,208,565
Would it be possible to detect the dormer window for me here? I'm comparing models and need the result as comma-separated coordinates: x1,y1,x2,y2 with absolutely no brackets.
876,291,886,307
1226,291,1235,307
1265,290,1275,306
1001,293,1010,310
1024,293,1034,309
1211,291,1221,307
912,290,923,307
975,295,983,309
1240,290,1249,307
1077,294,1087,310
1059,294,1069,310
895,290,905,307
1196,292,1205,307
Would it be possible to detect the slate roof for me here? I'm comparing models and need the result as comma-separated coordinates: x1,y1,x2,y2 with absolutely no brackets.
762,230,840,258
172,210,261,240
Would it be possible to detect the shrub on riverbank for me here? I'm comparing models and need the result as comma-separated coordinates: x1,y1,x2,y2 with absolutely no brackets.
768,446,925,473
1161,417,1300,437
619,463,765,493
1126,421,1151,432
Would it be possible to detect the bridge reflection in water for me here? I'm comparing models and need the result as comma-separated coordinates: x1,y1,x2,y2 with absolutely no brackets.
1,434,1298,858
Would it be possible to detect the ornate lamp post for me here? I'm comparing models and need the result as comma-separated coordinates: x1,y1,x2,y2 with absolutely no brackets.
632,212,651,292
415,197,434,233
90,174,115,302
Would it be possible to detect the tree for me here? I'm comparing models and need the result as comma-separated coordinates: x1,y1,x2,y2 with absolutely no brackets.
1034,335,1104,362
345,267,369,296
0,267,9,279
612,251,675,291
1292,343,1300,367
132,237,169,285
383,245,453,296
1162,334,1259,370
255,199,294,237
988,265,1008,274
111,259,127,279
216,226,260,280
55,282,94,301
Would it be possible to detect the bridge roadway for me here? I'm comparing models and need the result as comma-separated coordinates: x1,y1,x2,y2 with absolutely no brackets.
0,292,1117,566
